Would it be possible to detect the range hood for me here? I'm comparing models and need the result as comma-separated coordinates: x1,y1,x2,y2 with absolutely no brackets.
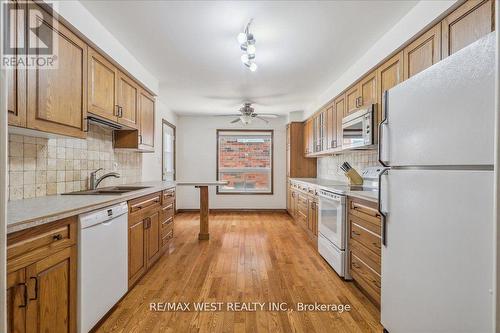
86,115,124,130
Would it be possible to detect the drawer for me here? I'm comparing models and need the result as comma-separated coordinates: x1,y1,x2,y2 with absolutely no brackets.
129,192,161,215
161,201,175,220
161,214,174,230
350,239,381,274
349,199,381,227
161,229,174,247
162,188,176,206
350,253,381,304
349,214,380,236
161,220,173,237
7,217,76,272
349,222,381,256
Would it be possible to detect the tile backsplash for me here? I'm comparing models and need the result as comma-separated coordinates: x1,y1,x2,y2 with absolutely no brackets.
8,124,142,200
317,150,379,182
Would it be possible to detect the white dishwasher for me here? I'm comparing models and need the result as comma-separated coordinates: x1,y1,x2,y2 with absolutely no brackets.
78,202,128,333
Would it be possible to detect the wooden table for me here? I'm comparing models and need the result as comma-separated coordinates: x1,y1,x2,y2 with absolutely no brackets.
176,181,228,240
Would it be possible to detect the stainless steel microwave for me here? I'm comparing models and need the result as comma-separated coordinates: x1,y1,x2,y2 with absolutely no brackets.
341,105,375,150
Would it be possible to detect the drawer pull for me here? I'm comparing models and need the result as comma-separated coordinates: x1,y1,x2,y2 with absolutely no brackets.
29,277,38,301
352,262,361,269
163,217,173,226
373,242,381,249
18,283,27,308
352,231,361,236
52,234,63,241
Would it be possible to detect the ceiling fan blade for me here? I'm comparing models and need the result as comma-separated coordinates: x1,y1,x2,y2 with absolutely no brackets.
213,114,242,117
255,114,279,118
255,116,269,124
230,118,241,124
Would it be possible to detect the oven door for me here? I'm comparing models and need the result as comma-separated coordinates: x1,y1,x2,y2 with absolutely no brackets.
318,193,346,250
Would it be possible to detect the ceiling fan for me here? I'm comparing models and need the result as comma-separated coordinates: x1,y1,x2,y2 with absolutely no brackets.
222,103,279,125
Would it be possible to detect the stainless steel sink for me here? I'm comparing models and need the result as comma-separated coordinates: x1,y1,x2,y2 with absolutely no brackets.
62,186,151,195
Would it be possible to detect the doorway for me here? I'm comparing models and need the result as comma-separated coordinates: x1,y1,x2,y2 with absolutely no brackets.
162,119,176,181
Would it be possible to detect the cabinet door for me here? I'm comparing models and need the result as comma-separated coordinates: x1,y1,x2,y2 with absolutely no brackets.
308,199,318,236
345,84,360,115
442,0,494,58
303,120,309,155
87,48,118,122
308,120,314,154
7,0,26,128
359,71,377,107
25,246,76,333
7,269,27,333
146,211,161,267
377,51,404,137
334,94,345,150
403,23,441,80
325,103,337,150
27,7,87,138
128,219,147,286
117,72,139,129
139,90,155,150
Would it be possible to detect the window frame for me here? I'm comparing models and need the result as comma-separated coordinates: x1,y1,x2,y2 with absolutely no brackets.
216,129,274,195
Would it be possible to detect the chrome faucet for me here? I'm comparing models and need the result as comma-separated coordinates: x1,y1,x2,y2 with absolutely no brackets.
89,168,120,190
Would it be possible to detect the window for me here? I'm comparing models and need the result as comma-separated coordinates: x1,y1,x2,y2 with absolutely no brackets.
162,120,175,181
217,130,273,194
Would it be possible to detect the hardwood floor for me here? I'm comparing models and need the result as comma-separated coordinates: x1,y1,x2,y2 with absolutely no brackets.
96,212,382,333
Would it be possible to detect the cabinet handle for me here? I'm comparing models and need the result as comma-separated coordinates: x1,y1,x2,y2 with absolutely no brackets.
139,134,143,144
352,230,361,236
352,262,361,269
115,105,120,116
29,277,38,301
52,234,63,241
119,106,123,118
18,283,27,308
373,242,381,249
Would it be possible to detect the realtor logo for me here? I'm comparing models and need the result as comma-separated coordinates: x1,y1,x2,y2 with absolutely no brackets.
2,1,58,69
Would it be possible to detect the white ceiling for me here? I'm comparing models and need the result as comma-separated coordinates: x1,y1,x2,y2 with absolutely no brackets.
80,0,417,116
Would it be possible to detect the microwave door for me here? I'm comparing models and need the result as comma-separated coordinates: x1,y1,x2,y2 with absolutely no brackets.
342,117,364,148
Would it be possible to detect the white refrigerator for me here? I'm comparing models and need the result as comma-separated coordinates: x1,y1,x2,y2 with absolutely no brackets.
379,33,496,333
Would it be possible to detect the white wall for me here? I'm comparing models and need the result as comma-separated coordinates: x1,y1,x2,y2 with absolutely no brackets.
176,116,287,209
51,0,159,94
141,99,178,181
305,0,459,118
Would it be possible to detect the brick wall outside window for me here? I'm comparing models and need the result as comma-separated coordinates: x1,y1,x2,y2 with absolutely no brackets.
217,131,272,193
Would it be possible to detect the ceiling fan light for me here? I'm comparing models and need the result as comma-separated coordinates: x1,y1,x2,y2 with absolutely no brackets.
241,54,249,63
246,44,256,55
237,32,247,44
249,62,258,72
240,115,252,125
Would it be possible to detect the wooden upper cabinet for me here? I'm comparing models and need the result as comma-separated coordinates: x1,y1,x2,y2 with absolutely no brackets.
334,94,345,150
344,71,377,116
25,246,76,333
442,0,495,58
403,23,441,80
88,48,118,122
325,103,337,150
345,84,360,116
359,71,378,107
27,7,87,139
377,51,404,122
7,0,26,128
139,90,155,150
117,72,139,129
303,120,309,155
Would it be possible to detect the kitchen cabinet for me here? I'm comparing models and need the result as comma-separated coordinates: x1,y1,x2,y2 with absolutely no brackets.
314,111,326,152
403,23,442,80
6,217,77,333
128,190,175,287
442,0,495,58
377,51,404,138
286,122,316,178
88,48,118,122
348,197,382,307
26,3,87,139
303,118,314,156
117,72,140,129
344,71,378,116
7,0,26,128
114,89,155,151
288,180,319,245
325,102,338,151
334,94,345,150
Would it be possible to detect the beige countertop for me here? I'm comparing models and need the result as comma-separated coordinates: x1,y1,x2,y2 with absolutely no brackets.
7,181,176,234
289,178,378,203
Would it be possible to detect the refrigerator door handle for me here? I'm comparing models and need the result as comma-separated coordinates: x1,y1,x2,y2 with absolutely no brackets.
378,90,389,167
378,168,389,246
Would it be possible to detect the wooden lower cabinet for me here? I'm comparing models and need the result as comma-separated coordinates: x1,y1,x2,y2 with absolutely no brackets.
6,217,77,333
128,188,175,287
288,181,318,244
347,197,382,307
